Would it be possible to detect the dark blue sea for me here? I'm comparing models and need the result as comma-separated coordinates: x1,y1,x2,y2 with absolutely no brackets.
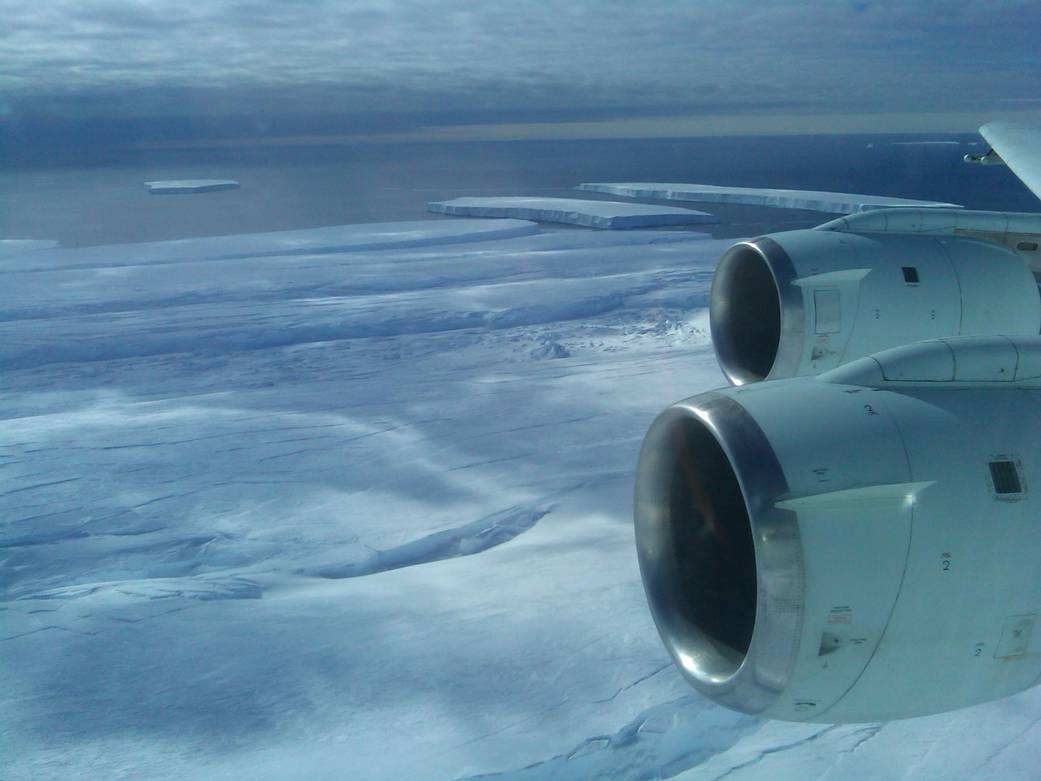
1,134,1037,247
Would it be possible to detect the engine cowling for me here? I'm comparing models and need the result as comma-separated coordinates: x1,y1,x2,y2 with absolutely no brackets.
710,228,1041,385
635,335,1041,722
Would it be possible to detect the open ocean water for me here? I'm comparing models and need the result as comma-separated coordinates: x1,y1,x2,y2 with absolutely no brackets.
1,134,1037,247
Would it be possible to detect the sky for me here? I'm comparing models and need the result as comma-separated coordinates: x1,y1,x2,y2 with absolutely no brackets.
3,0,1041,153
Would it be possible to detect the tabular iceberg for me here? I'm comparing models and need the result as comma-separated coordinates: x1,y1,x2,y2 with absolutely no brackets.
145,179,241,194
429,196,717,229
576,182,961,214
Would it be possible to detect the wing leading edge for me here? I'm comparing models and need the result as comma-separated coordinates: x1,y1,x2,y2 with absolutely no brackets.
979,122,1041,203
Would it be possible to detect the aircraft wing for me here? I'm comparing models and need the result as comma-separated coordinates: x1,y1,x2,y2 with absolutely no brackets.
980,122,1041,202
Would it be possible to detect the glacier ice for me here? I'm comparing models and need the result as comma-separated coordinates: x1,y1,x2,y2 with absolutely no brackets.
576,182,962,214
0,218,541,272
428,196,717,229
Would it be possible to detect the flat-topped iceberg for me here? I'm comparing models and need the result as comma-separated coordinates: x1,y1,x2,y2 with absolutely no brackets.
576,182,961,214
429,196,716,229
145,179,240,194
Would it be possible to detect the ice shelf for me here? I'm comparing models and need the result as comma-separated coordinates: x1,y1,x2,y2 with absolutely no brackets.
5,219,1041,781
145,179,241,194
428,196,717,229
576,182,962,214
0,219,542,272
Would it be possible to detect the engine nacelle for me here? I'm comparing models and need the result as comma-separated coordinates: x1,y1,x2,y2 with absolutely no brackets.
710,228,1041,385
635,335,1041,722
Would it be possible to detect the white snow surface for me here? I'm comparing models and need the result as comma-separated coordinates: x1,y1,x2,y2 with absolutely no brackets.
576,182,962,214
428,196,717,229
3,219,1041,780
145,179,241,194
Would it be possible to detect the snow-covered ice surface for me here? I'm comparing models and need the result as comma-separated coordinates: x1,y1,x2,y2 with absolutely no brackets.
145,179,241,194
3,218,540,273
4,219,1041,780
428,196,717,229
576,182,962,214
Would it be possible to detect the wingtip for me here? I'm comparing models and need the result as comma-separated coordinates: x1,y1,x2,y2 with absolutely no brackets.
978,121,1009,143
981,120,1024,134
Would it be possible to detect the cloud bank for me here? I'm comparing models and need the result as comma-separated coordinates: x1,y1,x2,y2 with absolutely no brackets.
2,1,1041,132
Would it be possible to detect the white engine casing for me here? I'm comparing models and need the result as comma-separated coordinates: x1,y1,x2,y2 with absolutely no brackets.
635,335,1041,722
710,229,1041,385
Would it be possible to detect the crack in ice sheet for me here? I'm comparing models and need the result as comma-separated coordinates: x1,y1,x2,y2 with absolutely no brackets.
93,421,353,450
5,576,264,634
447,654,665,755
0,523,90,549
705,726,838,781
895,714,958,781
446,453,531,472
966,712,1041,778
0,623,98,642
810,725,885,781
108,605,191,624
458,696,761,781
444,414,611,445
838,724,883,756
299,500,561,579
255,446,336,463
0,476,81,498
591,663,673,704
451,697,574,753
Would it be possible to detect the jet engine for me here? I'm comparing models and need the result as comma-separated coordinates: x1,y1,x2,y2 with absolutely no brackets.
635,335,1041,722
710,215,1041,385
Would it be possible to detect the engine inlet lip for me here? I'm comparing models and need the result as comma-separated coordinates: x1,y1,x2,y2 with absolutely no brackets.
710,237,804,386
634,392,804,715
